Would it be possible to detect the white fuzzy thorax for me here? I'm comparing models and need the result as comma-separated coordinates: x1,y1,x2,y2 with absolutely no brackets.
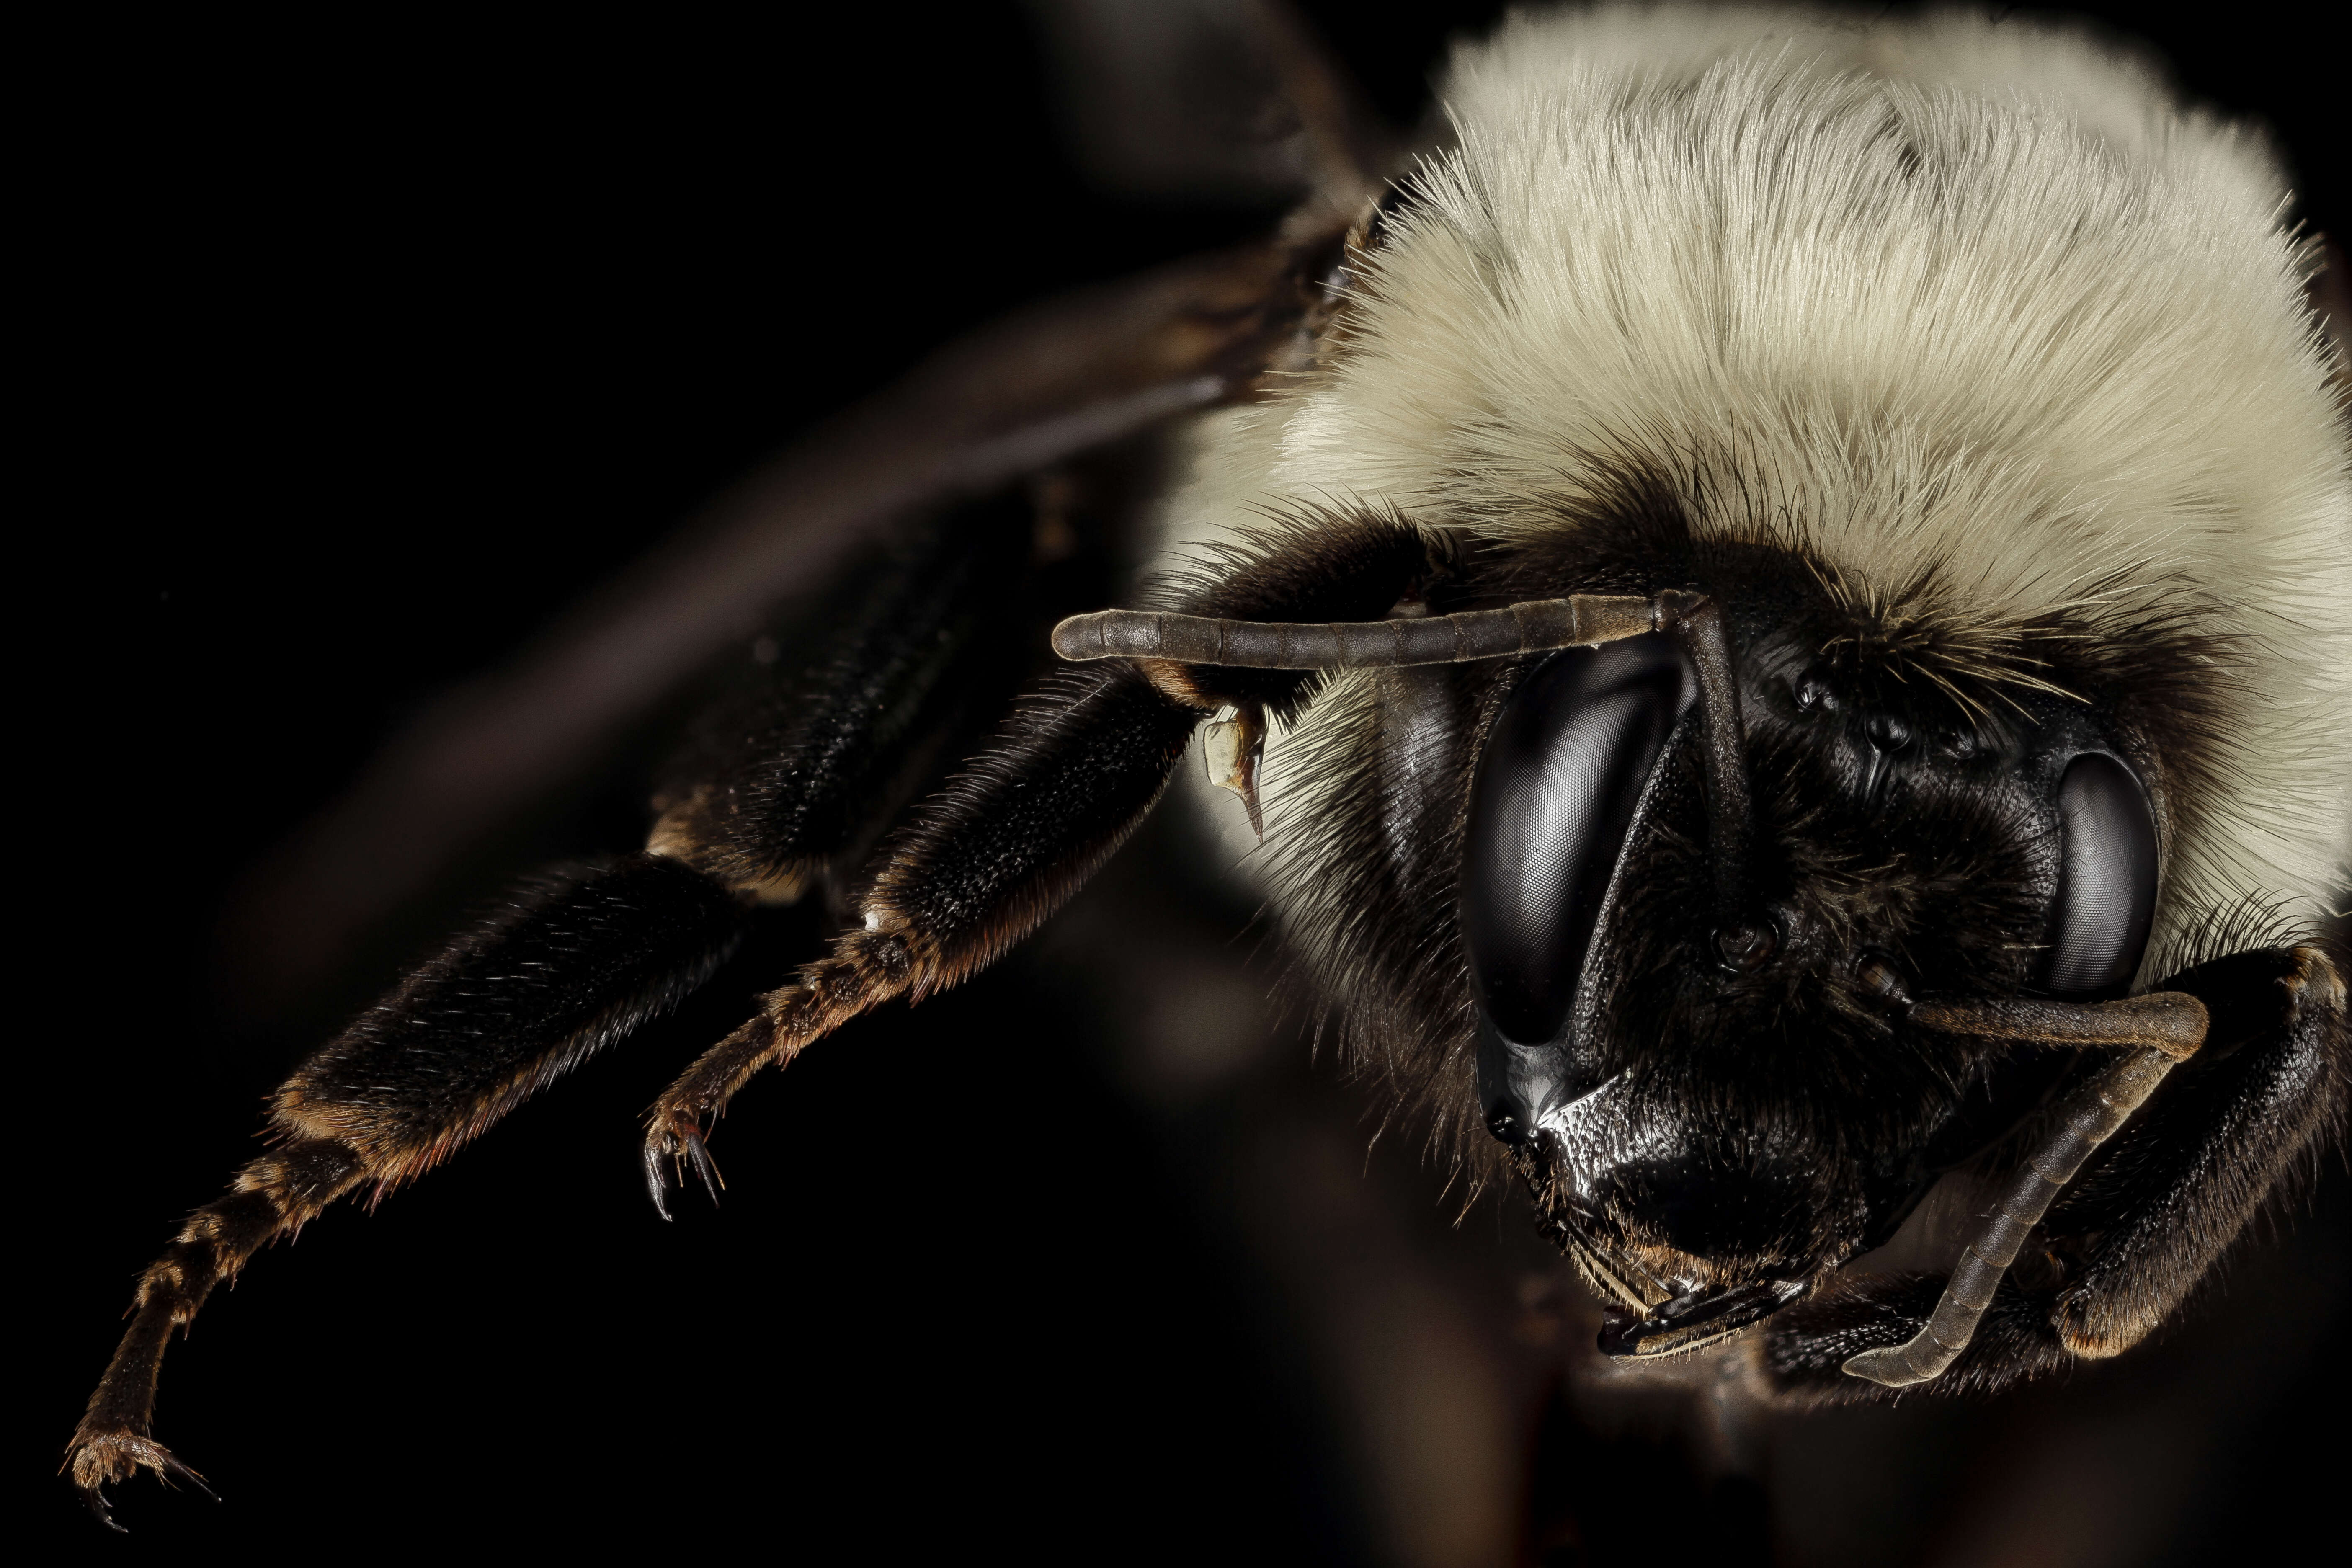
1163,3,2351,972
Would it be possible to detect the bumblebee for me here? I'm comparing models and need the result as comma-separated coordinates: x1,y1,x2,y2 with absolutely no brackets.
70,1,2349,1525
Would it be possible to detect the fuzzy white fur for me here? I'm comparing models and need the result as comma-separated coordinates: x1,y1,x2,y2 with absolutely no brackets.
1163,3,2352,978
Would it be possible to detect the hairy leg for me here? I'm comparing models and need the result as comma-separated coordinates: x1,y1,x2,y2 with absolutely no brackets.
70,854,744,1522
642,666,1203,1206
67,508,1054,1524
642,505,1445,1202
649,500,1039,903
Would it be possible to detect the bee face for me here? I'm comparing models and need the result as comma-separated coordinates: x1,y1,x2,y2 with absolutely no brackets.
1454,545,2164,1315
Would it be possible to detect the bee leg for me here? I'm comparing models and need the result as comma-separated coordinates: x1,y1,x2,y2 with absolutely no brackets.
2039,944,2346,1358
1759,945,2346,1400
1755,1272,2074,1402
68,1135,363,1528
67,854,748,1525
642,665,1202,1201
645,498,1041,909
70,503,1075,1520
641,504,1449,1195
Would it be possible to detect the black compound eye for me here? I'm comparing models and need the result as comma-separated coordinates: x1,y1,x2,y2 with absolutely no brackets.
1462,634,1695,1044
2040,754,2159,997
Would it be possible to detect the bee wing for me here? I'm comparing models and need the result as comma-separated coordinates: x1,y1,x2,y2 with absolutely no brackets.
1029,0,1392,209
227,2,1392,1009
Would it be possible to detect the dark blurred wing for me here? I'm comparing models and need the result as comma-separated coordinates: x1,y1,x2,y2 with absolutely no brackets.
228,0,1393,1010
1027,0,1390,207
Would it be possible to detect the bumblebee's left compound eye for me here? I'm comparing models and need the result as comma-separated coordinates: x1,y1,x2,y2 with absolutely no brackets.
2039,754,2159,997
1462,634,1695,1044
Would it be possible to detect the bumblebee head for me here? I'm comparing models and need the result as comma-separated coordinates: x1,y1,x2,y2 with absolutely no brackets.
1460,575,2163,1328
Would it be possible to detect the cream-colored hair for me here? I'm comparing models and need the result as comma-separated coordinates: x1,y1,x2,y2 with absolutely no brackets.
1163,3,2350,983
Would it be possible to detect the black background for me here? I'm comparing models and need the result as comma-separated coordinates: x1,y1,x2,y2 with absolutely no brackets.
25,3,2347,1560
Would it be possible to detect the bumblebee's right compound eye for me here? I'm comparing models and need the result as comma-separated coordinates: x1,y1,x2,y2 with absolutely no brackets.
1462,634,1696,1045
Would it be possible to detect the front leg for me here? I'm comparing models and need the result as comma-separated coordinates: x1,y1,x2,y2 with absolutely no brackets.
1763,944,2345,1398
641,508,1443,1197
641,664,1204,1204
2043,945,2347,1357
